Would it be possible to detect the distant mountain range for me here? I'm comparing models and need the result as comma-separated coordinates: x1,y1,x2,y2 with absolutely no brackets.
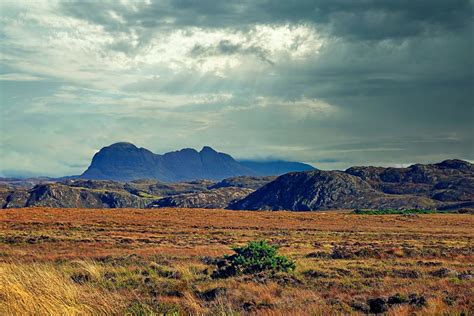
1,159,472,211
80,142,315,181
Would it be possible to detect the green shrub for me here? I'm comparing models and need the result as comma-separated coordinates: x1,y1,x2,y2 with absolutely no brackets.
212,240,295,278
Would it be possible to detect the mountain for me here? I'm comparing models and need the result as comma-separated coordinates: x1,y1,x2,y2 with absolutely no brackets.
229,160,474,211
238,160,315,176
2,160,472,211
80,142,172,181
80,142,315,181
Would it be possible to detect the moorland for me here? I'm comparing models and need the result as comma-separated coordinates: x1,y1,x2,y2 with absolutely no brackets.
1,207,472,315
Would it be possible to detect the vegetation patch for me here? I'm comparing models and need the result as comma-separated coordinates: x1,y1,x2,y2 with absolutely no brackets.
212,240,295,278
1,208,473,314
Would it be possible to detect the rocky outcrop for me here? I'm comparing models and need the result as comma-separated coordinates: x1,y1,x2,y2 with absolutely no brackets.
229,160,473,211
148,187,254,209
0,188,30,208
229,170,434,211
345,159,474,202
25,183,149,208
209,176,277,190
2,159,471,211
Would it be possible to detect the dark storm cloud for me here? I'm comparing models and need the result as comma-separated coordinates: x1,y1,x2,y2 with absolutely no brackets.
59,0,472,40
1,0,473,176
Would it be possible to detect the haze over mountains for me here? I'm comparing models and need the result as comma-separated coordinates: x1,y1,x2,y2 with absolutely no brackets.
80,142,315,181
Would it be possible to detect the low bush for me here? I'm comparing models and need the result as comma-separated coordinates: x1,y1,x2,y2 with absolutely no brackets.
212,240,295,278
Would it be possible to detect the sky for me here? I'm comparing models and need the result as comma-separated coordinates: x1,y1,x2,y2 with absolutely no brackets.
0,0,473,177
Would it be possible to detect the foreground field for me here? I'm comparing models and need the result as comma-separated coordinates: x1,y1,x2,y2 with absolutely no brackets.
0,208,473,315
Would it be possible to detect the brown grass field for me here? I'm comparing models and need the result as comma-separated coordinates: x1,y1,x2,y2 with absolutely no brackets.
0,208,473,315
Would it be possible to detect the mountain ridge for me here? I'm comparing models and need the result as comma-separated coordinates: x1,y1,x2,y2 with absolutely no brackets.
1,159,472,210
229,159,473,211
81,142,315,181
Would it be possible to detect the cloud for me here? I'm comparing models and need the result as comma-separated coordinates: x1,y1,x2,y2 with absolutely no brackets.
0,73,45,81
0,0,473,176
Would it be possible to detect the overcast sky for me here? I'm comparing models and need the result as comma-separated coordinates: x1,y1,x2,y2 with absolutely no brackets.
1,0,473,177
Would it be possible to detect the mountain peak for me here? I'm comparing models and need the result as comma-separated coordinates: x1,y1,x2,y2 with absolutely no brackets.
200,146,217,154
107,142,138,150
81,142,317,181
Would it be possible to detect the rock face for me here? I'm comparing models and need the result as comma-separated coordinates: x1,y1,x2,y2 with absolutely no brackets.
24,183,148,208
0,179,214,209
2,159,472,211
80,142,315,182
345,159,474,202
230,160,473,211
228,170,423,211
209,176,277,190
0,177,255,209
149,187,254,209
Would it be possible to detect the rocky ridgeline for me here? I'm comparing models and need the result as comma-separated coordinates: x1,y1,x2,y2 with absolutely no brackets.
80,142,314,182
229,159,473,211
0,176,267,209
1,160,472,211
148,187,254,209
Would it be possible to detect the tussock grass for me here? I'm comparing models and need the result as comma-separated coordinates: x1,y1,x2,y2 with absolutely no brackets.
1,208,472,314
0,261,123,315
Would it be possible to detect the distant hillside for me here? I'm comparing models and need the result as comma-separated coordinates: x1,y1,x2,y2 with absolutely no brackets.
229,159,474,211
209,176,277,190
239,160,314,176
80,142,315,181
0,177,268,209
148,187,254,209
2,160,471,211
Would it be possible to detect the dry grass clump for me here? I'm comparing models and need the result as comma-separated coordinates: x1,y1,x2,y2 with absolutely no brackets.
0,261,123,315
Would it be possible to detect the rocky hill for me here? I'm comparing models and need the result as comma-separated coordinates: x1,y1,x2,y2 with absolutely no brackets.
209,176,277,190
345,159,473,202
80,142,315,182
230,160,473,211
1,183,149,209
2,159,472,211
148,187,254,209
0,176,271,209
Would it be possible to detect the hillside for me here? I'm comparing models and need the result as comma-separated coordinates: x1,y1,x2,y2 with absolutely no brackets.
149,187,254,209
230,159,474,211
2,160,472,211
0,177,269,209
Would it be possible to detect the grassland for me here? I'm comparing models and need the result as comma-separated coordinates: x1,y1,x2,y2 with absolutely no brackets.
0,208,473,315
352,209,445,215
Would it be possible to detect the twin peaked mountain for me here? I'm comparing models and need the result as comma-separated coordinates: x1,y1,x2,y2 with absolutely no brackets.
81,142,314,182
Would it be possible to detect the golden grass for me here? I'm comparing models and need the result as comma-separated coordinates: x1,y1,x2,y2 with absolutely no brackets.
0,207,473,315
0,261,124,315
